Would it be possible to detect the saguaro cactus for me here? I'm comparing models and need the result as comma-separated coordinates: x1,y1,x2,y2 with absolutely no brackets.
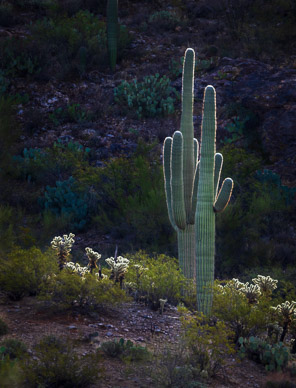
163,48,198,279
107,0,118,71
195,85,233,315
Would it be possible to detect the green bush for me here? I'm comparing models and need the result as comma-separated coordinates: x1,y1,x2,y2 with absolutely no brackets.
0,339,27,360
49,103,91,126
148,10,184,31
114,73,179,118
212,279,274,343
125,251,191,309
101,338,150,362
21,335,103,387
0,318,8,336
216,146,296,277
179,310,235,379
39,269,129,313
75,141,174,253
0,247,57,300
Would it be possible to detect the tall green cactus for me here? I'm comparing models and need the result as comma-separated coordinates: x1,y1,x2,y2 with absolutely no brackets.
107,0,118,71
163,48,198,279
195,85,233,315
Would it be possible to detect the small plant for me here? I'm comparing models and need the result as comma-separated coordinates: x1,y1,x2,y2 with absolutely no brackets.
85,247,101,273
271,301,296,342
252,275,278,296
49,103,89,126
51,233,75,270
114,73,179,118
239,283,261,304
0,339,27,360
239,336,290,372
21,335,103,387
0,318,8,336
101,338,149,361
106,256,130,287
148,10,183,31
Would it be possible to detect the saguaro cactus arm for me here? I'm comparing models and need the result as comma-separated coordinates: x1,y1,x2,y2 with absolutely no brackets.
163,137,177,231
214,178,234,213
171,131,186,230
214,153,223,198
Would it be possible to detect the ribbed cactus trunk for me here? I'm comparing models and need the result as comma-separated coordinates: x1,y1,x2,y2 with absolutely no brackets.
163,48,198,280
107,0,118,72
195,86,234,315
195,86,216,314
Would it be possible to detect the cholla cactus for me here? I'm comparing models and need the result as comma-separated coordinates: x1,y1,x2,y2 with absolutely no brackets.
159,298,167,315
65,262,90,277
51,233,75,270
85,247,101,273
271,301,296,342
225,278,246,291
240,283,261,304
106,256,130,287
252,275,278,295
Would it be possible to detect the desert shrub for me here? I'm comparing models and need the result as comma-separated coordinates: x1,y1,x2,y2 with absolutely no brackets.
0,318,8,336
21,335,103,387
212,279,275,342
49,103,91,126
148,10,184,31
39,269,129,313
101,338,150,362
114,73,179,118
0,339,27,360
179,308,235,379
30,10,130,77
216,146,296,277
0,246,57,300
125,251,191,309
13,140,90,185
0,356,23,388
150,341,207,388
0,36,41,78
75,141,174,253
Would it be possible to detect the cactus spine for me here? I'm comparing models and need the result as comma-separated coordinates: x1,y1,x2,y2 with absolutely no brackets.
163,48,198,279
195,85,233,315
107,0,118,71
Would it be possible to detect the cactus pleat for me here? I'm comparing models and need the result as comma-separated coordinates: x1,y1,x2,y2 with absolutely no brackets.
195,86,233,315
163,48,198,279
107,0,118,71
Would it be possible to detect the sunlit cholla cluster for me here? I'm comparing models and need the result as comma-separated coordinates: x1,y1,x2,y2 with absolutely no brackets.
218,275,278,304
51,233,75,270
85,247,101,273
106,256,130,285
65,262,90,277
239,283,261,304
271,301,296,320
252,275,278,295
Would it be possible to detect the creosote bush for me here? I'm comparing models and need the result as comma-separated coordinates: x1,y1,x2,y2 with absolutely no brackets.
39,269,129,313
21,335,103,387
0,247,57,300
125,251,194,310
